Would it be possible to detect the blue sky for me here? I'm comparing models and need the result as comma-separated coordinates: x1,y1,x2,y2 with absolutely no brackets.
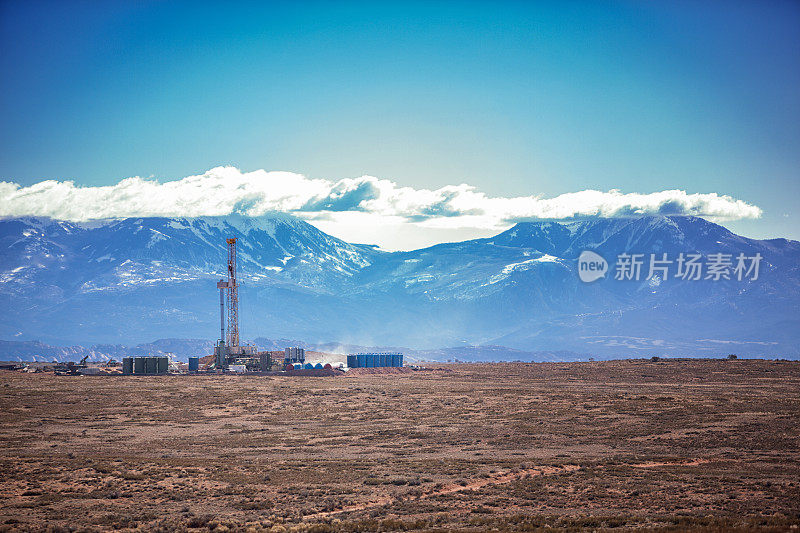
1,0,798,246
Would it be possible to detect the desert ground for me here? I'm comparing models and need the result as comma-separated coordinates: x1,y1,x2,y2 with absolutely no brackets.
0,359,798,532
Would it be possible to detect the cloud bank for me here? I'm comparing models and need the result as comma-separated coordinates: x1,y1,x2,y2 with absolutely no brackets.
0,166,762,249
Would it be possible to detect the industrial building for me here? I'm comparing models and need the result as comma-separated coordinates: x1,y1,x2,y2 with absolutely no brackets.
347,353,403,368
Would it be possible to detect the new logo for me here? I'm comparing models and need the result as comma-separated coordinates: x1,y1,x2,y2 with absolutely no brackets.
578,250,608,283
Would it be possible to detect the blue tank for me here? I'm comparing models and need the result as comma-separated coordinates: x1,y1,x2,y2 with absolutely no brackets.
303,363,314,369
314,362,323,369
347,355,357,368
357,354,366,368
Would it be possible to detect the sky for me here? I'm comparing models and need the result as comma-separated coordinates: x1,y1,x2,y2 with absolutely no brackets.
1,0,798,249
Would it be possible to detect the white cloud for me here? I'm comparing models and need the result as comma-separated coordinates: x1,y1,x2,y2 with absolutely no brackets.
0,166,762,250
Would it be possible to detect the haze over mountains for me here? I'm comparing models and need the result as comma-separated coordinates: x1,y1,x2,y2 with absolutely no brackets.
1,214,798,361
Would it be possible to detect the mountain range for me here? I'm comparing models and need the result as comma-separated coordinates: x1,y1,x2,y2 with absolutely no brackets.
1,214,798,360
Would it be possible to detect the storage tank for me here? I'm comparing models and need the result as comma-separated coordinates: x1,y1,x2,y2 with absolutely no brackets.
324,363,332,370
284,363,294,371
397,354,403,367
144,357,157,374
347,355,357,368
134,357,146,374
122,357,133,375
188,357,199,372
314,362,323,369
365,354,374,368
303,363,314,369
391,354,401,367
156,356,168,374
357,354,366,368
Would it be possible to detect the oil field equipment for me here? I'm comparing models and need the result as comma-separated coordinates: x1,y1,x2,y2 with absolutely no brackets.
258,352,274,372
54,354,90,376
347,353,403,368
284,347,305,364
213,236,261,371
207,236,314,374
122,356,169,375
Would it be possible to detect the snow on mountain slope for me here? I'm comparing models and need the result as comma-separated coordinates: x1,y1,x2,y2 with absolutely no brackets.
0,214,382,297
1,214,798,356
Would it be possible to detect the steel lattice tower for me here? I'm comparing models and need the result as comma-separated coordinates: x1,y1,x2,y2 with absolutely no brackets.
225,237,240,348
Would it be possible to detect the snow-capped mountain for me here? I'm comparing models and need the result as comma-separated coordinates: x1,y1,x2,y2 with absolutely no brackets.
0,214,383,344
347,216,800,355
0,214,380,294
1,214,798,358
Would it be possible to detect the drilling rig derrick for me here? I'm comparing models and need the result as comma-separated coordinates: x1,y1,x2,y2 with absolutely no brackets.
226,237,240,349
214,236,257,370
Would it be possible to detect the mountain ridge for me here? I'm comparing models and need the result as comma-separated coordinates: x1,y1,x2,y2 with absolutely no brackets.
1,213,798,358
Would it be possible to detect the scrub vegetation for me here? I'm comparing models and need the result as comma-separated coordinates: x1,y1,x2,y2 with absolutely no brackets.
0,359,798,531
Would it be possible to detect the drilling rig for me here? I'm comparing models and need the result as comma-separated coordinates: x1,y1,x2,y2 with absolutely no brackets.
226,237,240,349
214,237,257,370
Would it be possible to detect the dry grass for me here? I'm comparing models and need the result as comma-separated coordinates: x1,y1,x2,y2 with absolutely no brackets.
0,359,798,531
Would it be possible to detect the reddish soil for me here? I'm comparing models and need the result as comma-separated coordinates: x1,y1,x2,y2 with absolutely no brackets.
0,359,798,532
